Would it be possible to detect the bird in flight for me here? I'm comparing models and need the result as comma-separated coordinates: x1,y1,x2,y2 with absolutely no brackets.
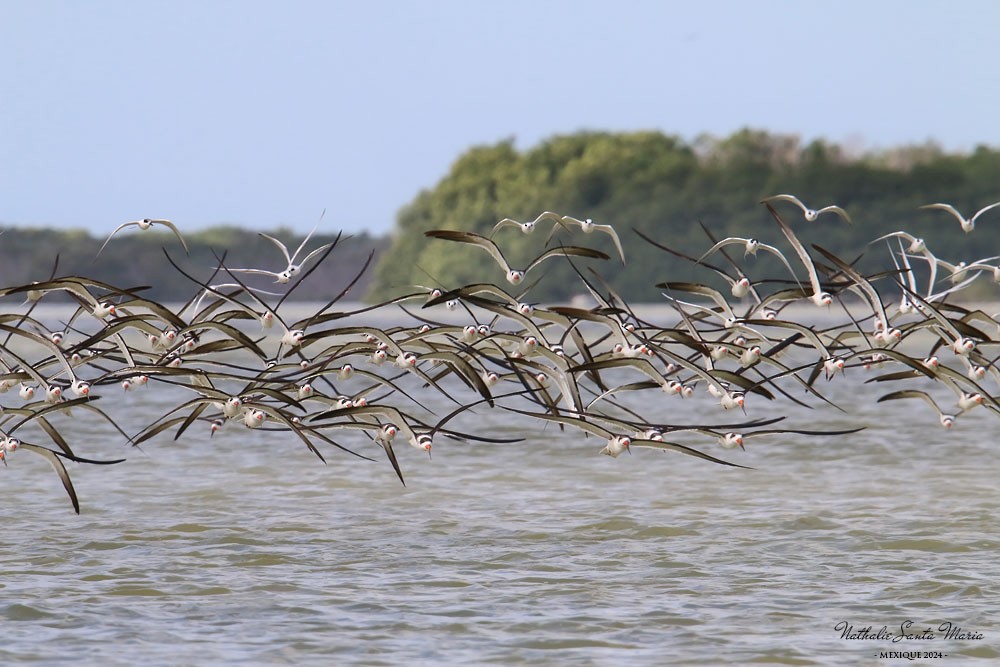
96,219,189,257
761,194,852,224
224,223,337,284
919,201,1000,233
544,214,626,264
424,230,609,285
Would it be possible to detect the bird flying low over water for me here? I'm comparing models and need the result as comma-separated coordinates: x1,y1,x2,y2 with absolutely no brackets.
878,390,963,429
424,230,610,285
7,192,1000,514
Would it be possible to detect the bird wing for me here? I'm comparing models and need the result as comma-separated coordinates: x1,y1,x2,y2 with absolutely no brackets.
95,221,138,258
594,224,626,264
424,230,511,274
767,205,823,299
878,389,943,416
153,219,190,253
224,268,282,278
755,242,802,288
524,245,610,273
761,194,808,213
289,221,320,265
258,232,293,265
871,231,918,245
19,443,80,514
920,203,964,223
816,206,852,225
490,218,522,236
812,245,890,331
629,439,751,468
971,201,1000,223
696,237,745,263
296,242,335,270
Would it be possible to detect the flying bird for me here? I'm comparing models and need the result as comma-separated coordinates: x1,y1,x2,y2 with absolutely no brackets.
490,211,569,237
878,390,963,429
224,226,337,284
424,230,609,285
764,204,834,308
544,215,626,264
920,201,1000,233
96,219,189,258
761,194,852,224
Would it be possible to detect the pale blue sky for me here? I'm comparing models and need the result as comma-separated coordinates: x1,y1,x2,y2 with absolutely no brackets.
2,1,998,235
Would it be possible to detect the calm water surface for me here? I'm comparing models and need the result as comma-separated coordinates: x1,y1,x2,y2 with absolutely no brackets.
2,305,998,666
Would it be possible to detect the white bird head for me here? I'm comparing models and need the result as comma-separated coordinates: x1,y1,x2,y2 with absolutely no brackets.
396,351,418,368
813,292,833,307
953,338,976,355
283,329,305,346
243,408,266,428
731,278,751,298
722,432,744,450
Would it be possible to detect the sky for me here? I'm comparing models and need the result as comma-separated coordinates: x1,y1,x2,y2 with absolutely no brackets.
3,1,999,236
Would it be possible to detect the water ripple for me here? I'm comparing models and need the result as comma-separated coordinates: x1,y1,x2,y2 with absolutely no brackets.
1,379,997,665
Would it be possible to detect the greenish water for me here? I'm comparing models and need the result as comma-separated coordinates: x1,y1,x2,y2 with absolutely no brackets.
1,304,998,665
2,376,998,666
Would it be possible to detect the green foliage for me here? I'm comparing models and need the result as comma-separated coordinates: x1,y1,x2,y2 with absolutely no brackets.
369,129,1000,302
0,227,389,303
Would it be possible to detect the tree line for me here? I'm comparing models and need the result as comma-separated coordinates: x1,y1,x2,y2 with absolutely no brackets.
368,129,1000,302
3,128,999,304
0,226,389,304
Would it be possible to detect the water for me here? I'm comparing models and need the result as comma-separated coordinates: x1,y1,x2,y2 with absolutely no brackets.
2,306,999,665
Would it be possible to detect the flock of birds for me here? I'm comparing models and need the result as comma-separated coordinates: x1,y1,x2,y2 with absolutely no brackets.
2,196,1000,513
